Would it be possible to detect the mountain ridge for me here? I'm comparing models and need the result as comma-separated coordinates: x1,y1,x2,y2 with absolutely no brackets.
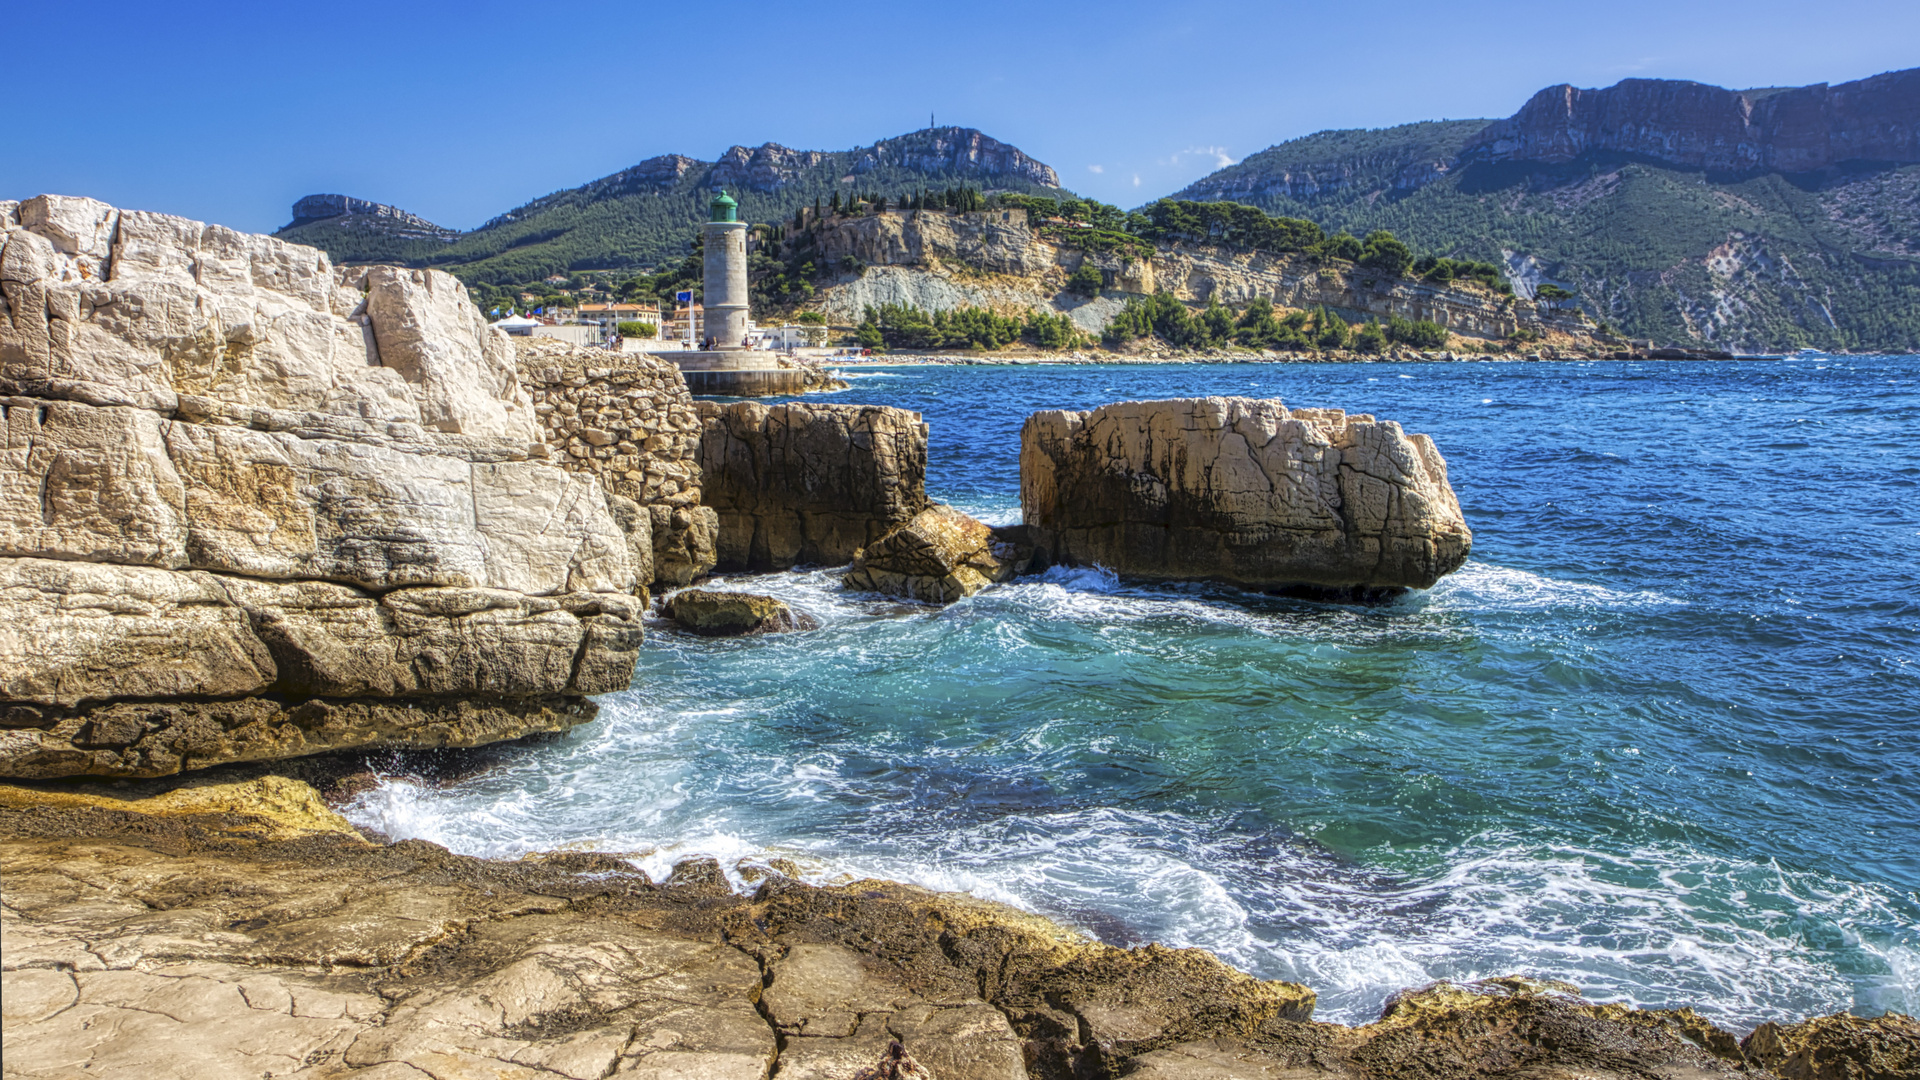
277,127,1062,281
1170,67,1920,351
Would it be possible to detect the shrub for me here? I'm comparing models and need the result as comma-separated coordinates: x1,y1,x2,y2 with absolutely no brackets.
1387,315,1449,348
795,310,827,325
1359,231,1414,277
1066,262,1104,297
1315,306,1350,348
1320,233,1364,261
616,321,655,339
1354,319,1388,353
1024,311,1082,349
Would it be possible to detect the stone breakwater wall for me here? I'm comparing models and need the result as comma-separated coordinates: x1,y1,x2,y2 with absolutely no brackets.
696,400,930,571
1021,397,1472,594
809,210,1592,342
0,196,641,778
514,339,716,587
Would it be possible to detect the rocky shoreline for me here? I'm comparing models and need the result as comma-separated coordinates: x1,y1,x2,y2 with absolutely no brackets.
6,764,1916,1080
4,196,1914,1078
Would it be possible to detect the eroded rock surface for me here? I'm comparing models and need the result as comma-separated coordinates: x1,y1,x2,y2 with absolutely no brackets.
663,588,817,636
0,197,640,777
698,400,930,571
843,504,1028,603
1021,397,1471,594
3,793,1911,1080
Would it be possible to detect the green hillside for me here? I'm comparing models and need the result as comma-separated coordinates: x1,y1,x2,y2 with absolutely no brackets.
278,129,1067,288
1175,124,1920,352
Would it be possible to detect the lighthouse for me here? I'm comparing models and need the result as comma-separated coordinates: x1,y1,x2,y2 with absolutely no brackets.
702,189,749,349
655,190,808,396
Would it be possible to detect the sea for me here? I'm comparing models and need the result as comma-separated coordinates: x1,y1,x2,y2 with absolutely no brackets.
345,356,1920,1030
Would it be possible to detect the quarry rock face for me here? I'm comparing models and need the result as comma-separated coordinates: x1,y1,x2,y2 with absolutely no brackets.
698,400,930,571
1020,397,1471,594
0,196,640,778
843,504,1028,604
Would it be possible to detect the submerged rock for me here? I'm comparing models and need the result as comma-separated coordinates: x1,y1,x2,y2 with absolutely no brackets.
843,504,1029,604
663,588,817,636
1020,396,1472,596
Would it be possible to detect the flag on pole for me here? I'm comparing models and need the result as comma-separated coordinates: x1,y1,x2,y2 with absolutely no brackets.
675,291,693,303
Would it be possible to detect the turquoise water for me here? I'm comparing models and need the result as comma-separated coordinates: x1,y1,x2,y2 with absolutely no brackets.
348,357,1920,1028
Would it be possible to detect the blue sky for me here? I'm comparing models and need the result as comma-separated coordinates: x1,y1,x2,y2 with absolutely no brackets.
6,0,1915,235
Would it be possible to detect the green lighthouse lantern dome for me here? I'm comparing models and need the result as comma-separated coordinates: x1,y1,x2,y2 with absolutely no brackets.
709,189,738,223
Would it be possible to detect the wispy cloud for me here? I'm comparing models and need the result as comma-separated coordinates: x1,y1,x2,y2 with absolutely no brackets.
1159,146,1239,170
1087,164,1104,174
1132,174,1142,187
1192,146,1237,169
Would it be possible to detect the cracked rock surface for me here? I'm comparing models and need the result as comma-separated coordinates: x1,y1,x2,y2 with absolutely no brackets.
0,197,641,778
1,785,1905,1079
1020,397,1471,594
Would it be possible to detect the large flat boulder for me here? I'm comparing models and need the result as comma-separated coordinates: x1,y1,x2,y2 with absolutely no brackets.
699,401,929,571
0,197,641,777
1020,397,1471,594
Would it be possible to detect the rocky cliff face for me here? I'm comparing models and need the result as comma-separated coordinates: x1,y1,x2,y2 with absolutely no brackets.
1021,398,1471,595
0,196,641,778
813,210,1589,342
697,401,929,571
1465,69,1920,173
285,194,457,240
855,127,1061,188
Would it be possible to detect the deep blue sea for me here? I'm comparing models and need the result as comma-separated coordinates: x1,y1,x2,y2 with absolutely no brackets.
349,357,1920,1029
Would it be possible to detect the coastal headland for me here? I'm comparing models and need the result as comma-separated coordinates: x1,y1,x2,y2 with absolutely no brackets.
2,197,1914,1078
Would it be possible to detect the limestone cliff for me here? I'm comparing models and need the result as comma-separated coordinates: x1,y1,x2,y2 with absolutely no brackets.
285,194,457,240
1463,69,1920,174
810,209,1591,343
0,196,641,778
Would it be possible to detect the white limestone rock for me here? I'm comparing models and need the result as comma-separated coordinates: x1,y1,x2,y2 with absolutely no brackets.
1021,397,1472,593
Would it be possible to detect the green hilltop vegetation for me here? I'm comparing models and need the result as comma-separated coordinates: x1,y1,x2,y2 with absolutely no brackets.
276,130,1068,288
1176,122,1920,352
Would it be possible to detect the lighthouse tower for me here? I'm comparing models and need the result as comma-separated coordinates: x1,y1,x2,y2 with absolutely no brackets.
701,190,750,350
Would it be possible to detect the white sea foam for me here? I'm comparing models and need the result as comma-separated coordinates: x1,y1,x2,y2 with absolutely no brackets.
1426,562,1683,614
335,553,1911,1033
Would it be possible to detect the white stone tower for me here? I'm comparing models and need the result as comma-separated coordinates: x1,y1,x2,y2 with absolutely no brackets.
701,190,749,349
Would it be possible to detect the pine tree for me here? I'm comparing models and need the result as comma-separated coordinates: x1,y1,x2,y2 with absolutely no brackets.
830,192,841,213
